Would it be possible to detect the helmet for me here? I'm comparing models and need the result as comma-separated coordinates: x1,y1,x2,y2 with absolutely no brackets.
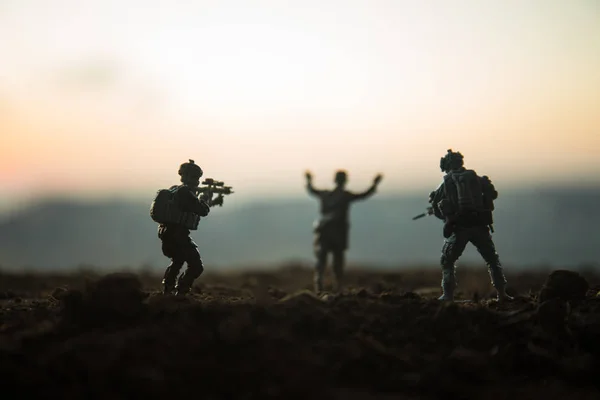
178,159,203,179
440,149,464,173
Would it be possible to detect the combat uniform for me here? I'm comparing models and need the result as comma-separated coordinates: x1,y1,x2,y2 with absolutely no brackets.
429,160,511,302
159,185,210,295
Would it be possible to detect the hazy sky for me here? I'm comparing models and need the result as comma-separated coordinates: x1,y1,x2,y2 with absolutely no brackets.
1,0,599,211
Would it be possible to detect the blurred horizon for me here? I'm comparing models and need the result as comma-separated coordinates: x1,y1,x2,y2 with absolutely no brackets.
0,187,599,271
1,179,599,218
1,0,599,209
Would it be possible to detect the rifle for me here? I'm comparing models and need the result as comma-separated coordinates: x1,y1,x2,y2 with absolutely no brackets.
412,206,434,220
192,178,234,207
413,205,454,238
412,205,495,235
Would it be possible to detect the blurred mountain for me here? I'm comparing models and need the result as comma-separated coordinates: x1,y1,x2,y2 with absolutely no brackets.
0,187,599,271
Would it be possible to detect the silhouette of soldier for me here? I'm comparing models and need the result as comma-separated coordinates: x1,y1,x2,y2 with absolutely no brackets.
429,149,513,302
158,160,210,295
305,170,383,293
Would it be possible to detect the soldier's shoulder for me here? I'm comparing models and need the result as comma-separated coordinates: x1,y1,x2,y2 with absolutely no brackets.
175,184,194,192
172,185,197,198
453,169,479,178
442,173,453,182
451,168,477,175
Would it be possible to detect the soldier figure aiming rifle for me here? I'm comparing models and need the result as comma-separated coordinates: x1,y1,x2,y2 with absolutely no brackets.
150,159,233,295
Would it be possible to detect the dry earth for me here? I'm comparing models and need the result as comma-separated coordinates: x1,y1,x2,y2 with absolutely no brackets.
1,265,599,399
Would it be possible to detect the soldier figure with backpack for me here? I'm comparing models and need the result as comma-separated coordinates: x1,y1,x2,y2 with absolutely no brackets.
305,170,383,293
429,149,513,303
150,159,213,295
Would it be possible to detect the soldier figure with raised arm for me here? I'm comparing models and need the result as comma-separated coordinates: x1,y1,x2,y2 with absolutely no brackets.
429,149,513,303
305,170,383,293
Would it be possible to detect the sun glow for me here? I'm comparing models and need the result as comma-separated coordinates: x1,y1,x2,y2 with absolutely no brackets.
0,0,599,208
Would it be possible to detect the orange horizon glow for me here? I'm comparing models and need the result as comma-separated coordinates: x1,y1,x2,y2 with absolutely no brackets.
1,0,599,211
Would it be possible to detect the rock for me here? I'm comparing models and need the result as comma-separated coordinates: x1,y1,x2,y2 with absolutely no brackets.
279,290,325,307
85,273,145,312
51,287,67,300
538,270,588,303
267,287,287,300
60,273,146,324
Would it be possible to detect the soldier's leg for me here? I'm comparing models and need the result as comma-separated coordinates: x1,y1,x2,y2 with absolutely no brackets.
439,230,469,301
332,250,345,293
176,240,205,296
160,234,184,294
312,230,329,293
314,247,328,293
470,227,512,302
162,259,184,294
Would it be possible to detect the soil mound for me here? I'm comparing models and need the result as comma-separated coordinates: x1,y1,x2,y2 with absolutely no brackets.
0,268,599,398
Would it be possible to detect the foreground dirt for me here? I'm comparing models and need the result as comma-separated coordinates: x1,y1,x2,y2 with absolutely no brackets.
0,266,599,399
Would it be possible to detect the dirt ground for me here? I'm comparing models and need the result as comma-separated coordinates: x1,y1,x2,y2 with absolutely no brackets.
1,264,599,399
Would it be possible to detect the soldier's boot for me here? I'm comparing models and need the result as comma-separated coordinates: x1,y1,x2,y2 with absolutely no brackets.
489,263,513,303
496,286,514,303
175,262,204,296
175,278,193,296
162,260,184,295
438,267,456,301
162,279,175,295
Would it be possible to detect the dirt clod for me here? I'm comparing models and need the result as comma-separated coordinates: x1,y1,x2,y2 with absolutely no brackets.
539,270,589,303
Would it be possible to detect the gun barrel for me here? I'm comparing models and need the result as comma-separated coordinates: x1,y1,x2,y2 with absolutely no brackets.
193,185,233,195
412,213,427,220
202,178,224,186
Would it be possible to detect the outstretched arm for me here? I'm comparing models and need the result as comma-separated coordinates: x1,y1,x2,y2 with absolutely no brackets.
305,171,325,197
351,174,383,201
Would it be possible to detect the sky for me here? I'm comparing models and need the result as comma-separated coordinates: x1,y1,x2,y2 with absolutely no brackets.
1,0,599,213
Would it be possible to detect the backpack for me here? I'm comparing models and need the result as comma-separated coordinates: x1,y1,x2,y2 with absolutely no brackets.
150,186,178,224
443,169,485,214
149,186,201,229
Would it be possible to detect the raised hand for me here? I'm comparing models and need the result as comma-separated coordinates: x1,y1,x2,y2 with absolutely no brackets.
305,170,313,182
373,174,383,185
